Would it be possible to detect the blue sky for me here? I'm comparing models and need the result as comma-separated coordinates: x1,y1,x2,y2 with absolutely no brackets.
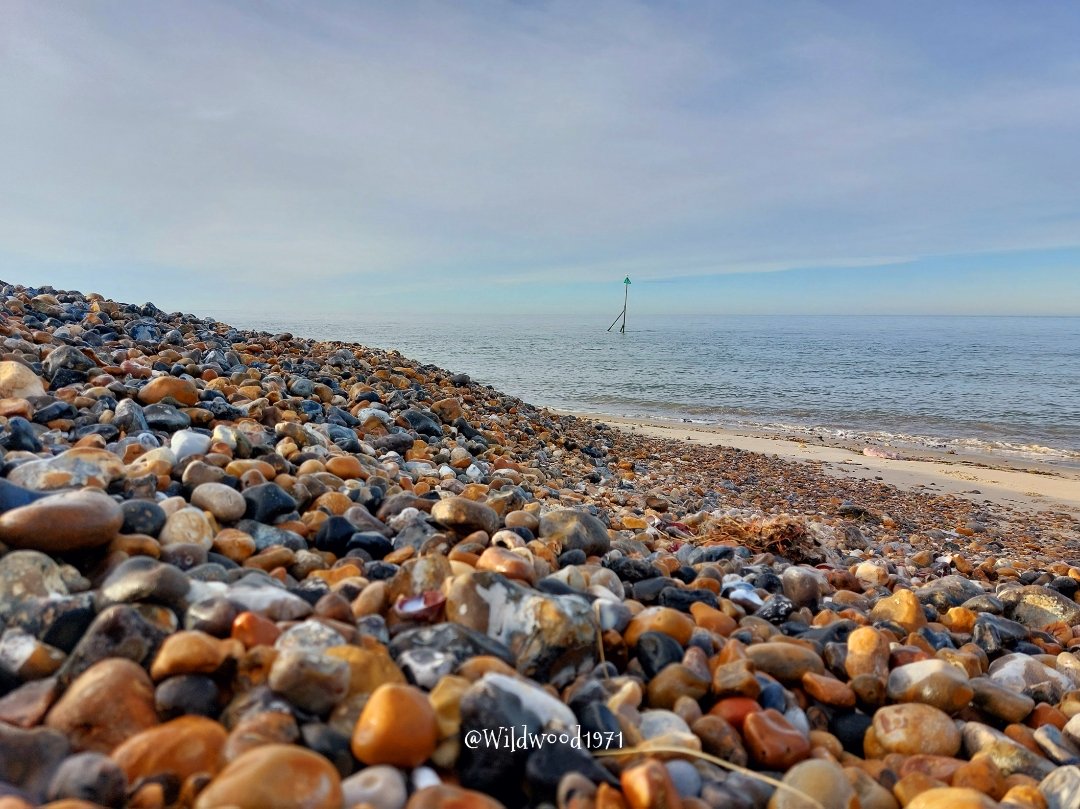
2,1,1079,316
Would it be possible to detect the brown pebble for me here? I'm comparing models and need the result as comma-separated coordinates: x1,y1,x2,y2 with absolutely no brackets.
743,708,811,769
193,743,342,809
111,716,227,782
45,658,159,752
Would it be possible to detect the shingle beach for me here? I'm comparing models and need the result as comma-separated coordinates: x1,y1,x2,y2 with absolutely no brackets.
1,281,1079,809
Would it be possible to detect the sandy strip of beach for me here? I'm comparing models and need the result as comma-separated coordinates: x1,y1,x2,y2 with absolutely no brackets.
564,412,1080,517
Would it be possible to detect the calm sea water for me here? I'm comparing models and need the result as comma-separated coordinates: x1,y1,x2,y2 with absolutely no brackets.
212,313,1080,467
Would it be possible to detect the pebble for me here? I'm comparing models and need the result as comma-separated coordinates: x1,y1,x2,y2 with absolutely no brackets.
45,658,159,753
905,787,997,809
430,496,500,535
1040,764,1080,809
539,509,612,556
743,708,811,769
0,361,46,399
769,758,857,809
0,490,123,553
868,703,961,757
268,649,350,715
190,481,246,522
351,683,438,767
192,743,343,809
886,659,974,713
109,715,226,782
341,765,408,809
46,752,127,807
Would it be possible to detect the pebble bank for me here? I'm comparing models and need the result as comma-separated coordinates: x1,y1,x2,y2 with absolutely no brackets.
0,280,1079,809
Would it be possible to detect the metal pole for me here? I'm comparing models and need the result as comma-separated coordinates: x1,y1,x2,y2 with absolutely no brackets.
620,283,627,333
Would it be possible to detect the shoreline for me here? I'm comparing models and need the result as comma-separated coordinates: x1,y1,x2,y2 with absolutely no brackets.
559,410,1080,517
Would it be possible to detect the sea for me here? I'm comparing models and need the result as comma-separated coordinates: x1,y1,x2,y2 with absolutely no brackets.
213,312,1080,469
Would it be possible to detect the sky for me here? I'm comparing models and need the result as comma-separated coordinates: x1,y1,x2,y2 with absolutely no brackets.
2,1,1079,317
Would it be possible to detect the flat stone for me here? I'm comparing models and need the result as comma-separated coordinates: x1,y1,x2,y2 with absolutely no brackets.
961,721,1056,779
969,676,1035,723
97,556,191,611
1002,585,1080,630
7,448,125,491
905,787,996,809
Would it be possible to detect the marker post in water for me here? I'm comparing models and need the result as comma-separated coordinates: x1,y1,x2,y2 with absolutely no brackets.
607,276,631,333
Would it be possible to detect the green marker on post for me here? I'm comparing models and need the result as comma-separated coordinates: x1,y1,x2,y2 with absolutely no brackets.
607,277,631,333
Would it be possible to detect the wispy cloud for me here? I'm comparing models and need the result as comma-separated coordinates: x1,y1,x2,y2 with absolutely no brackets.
1,1,1078,311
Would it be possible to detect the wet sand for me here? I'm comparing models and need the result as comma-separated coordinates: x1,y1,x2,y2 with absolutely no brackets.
565,412,1080,517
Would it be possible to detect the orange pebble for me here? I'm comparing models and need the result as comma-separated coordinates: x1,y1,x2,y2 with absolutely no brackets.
351,684,437,768
231,611,281,648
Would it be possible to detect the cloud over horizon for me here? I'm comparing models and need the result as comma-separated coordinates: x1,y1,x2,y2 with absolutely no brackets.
2,1,1079,313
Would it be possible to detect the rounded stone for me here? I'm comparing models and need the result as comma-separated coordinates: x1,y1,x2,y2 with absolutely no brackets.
268,649,350,715
539,509,611,556
341,765,408,809
886,659,974,714
110,716,227,782
430,496,500,535
745,642,824,683
45,658,159,753
150,631,232,680
905,787,997,809
193,744,343,809
870,703,961,757
351,683,438,768
743,708,811,770
0,490,123,553
158,507,215,549
138,376,199,406
768,759,858,809
0,361,46,399
191,482,246,522
870,588,927,633
46,752,127,807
